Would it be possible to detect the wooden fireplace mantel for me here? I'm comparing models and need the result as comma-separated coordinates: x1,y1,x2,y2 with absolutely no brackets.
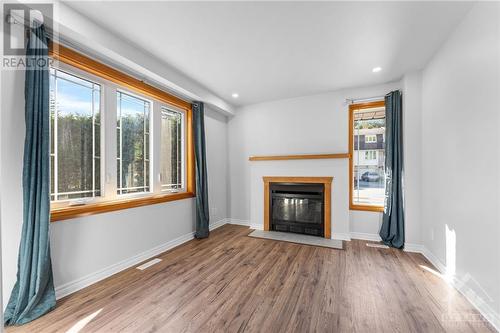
263,176,332,239
249,153,349,161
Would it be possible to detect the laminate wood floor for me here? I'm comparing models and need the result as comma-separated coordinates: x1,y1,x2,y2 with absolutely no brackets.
6,224,495,333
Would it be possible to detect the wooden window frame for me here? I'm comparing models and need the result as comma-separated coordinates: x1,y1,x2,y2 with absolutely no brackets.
348,100,385,212
49,43,195,222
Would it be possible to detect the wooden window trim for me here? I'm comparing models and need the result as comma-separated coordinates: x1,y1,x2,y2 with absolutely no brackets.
249,153,350,161
49,42,195,222
349,101,385,212
51,192,195,222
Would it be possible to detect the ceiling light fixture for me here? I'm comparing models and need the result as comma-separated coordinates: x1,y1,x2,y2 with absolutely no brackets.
232,93,239,98
372,67,382,73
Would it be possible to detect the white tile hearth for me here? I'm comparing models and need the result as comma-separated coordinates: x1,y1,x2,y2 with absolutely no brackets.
248,230,344,250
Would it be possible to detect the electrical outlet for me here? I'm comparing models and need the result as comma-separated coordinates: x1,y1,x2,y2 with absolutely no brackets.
430,228,434,241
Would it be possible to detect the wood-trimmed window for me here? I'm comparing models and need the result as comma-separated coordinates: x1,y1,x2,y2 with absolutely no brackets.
49,43,195,222
349,100,386,212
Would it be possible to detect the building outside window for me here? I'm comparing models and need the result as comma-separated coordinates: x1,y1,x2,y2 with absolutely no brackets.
364,150,377,160
351,103,386,208
365,135,377,143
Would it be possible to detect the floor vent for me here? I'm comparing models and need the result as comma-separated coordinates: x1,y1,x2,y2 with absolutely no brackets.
366,243,389,249
136,258,162,270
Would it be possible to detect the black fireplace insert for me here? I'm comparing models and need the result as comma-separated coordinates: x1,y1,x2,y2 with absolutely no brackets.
270,182,324,237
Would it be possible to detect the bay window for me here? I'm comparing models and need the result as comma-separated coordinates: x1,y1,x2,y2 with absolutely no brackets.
49,43,194,222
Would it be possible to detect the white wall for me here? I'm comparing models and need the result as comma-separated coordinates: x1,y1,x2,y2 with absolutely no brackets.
349,211,382,236
421,2,500,324
205,108,229,223
0,67,229,306
227,82,417,237
1,67,25,308
402,71,423,246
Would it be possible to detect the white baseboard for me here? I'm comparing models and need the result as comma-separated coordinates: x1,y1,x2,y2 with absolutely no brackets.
416,246,499,331
460,288,500,332
346,232,499,330
350,232,381,242
419,246,446,273
349,233,425,254
249,224,263,230
403,243,424,253
209,218,230,231
228,219,251,226
55,218,229,300
227,219,263,231
332,232,351,241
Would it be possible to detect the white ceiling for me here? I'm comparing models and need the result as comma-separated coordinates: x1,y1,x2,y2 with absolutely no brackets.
65,1,473,106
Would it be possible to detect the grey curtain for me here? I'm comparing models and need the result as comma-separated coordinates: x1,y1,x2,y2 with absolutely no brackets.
4,24,56,325
192,102,210,238
379,90,405,249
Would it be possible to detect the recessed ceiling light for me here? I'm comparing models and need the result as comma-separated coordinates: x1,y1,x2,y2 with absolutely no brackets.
372,67,382,73
232,93,239,98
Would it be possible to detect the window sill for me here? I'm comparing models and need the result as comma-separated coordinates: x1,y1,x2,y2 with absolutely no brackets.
50,191,195,222
349,204,384,213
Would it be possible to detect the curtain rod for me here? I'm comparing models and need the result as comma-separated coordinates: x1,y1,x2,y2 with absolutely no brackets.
6,12,25,25
345,95,385,104
346,89,403,105
5,12,43,28
5,11,56,42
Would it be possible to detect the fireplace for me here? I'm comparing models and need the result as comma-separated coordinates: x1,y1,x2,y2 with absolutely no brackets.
270,183,324,236
263,177,332,239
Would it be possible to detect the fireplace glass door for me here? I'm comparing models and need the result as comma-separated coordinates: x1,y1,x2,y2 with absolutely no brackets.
272,196,322,224
270,183,324,236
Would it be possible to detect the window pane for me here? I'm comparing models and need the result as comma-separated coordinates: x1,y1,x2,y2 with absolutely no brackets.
50,69,101,201
160,108,183,191
117,91,150,195
95,156,101,197
50,155,55,196
353,106,385,206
